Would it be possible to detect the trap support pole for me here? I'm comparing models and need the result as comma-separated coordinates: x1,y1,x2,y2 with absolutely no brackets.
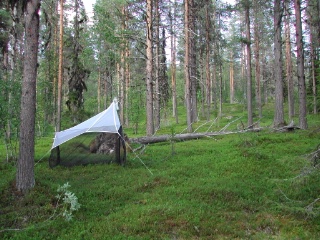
115,126,126,166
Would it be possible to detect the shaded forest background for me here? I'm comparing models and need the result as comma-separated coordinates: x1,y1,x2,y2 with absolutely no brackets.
0,0,319,191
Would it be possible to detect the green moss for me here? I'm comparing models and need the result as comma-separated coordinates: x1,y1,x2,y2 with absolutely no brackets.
1,103,320,239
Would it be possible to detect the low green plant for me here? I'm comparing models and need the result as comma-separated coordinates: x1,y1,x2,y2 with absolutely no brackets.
55,182,81,221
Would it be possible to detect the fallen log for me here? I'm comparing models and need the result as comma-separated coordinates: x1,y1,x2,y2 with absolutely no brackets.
274,120,300,132
130,129,261,145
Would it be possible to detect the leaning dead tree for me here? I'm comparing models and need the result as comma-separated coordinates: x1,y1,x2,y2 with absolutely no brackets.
309,144,320,167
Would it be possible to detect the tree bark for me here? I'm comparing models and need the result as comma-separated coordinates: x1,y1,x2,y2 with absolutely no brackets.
212,55,217,110
205,0,211,119
131,132,231,144
229,52,234,104
254,0,262,118
185,0,193,132
309,28,317,115
53,4,58,125
219,56,223,117
307,0,318,114
245,2,253,127
215,12,223,118
170,0,178,123
159,27,169,111
294,0,308,129
154,0,161,130
16,0,40,193
261,52,268,104
273,0,285,127
284,0,294,120
146,0,154,135
125,33,130,126
119,6,126,124
57,0,64,133
190,0,197,123
130,130,260,145
98,64,101,113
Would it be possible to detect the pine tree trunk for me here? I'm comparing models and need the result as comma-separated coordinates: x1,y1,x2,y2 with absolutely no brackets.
310,31,317,114
16,0,40,193
215,13,223,117
53,7,58,125
230,52,234,104
185,0,193,132
261,53,268,104
170,0,178,123
254,0,262,118
307,0,318,114
189,0,197,123
205,0,211,119
294,0,308,129
284,0,294,120
120,8,125,124
119,57,124,124
273,0,285,127
146,0,154,136
245,3,253,127
154,0,161,130
199,50,205,118
125,38,130,126
241,8,246,98
98,64,101,113
212,61,217,110
219,57,223,117
57,0,64,133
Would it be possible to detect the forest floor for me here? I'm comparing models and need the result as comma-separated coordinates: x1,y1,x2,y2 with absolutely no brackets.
1,103,320,239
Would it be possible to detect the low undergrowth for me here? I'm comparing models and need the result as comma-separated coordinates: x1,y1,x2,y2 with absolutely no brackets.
1,103,320,239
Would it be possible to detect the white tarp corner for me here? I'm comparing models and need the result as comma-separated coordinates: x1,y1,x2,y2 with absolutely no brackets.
51,101,121,149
